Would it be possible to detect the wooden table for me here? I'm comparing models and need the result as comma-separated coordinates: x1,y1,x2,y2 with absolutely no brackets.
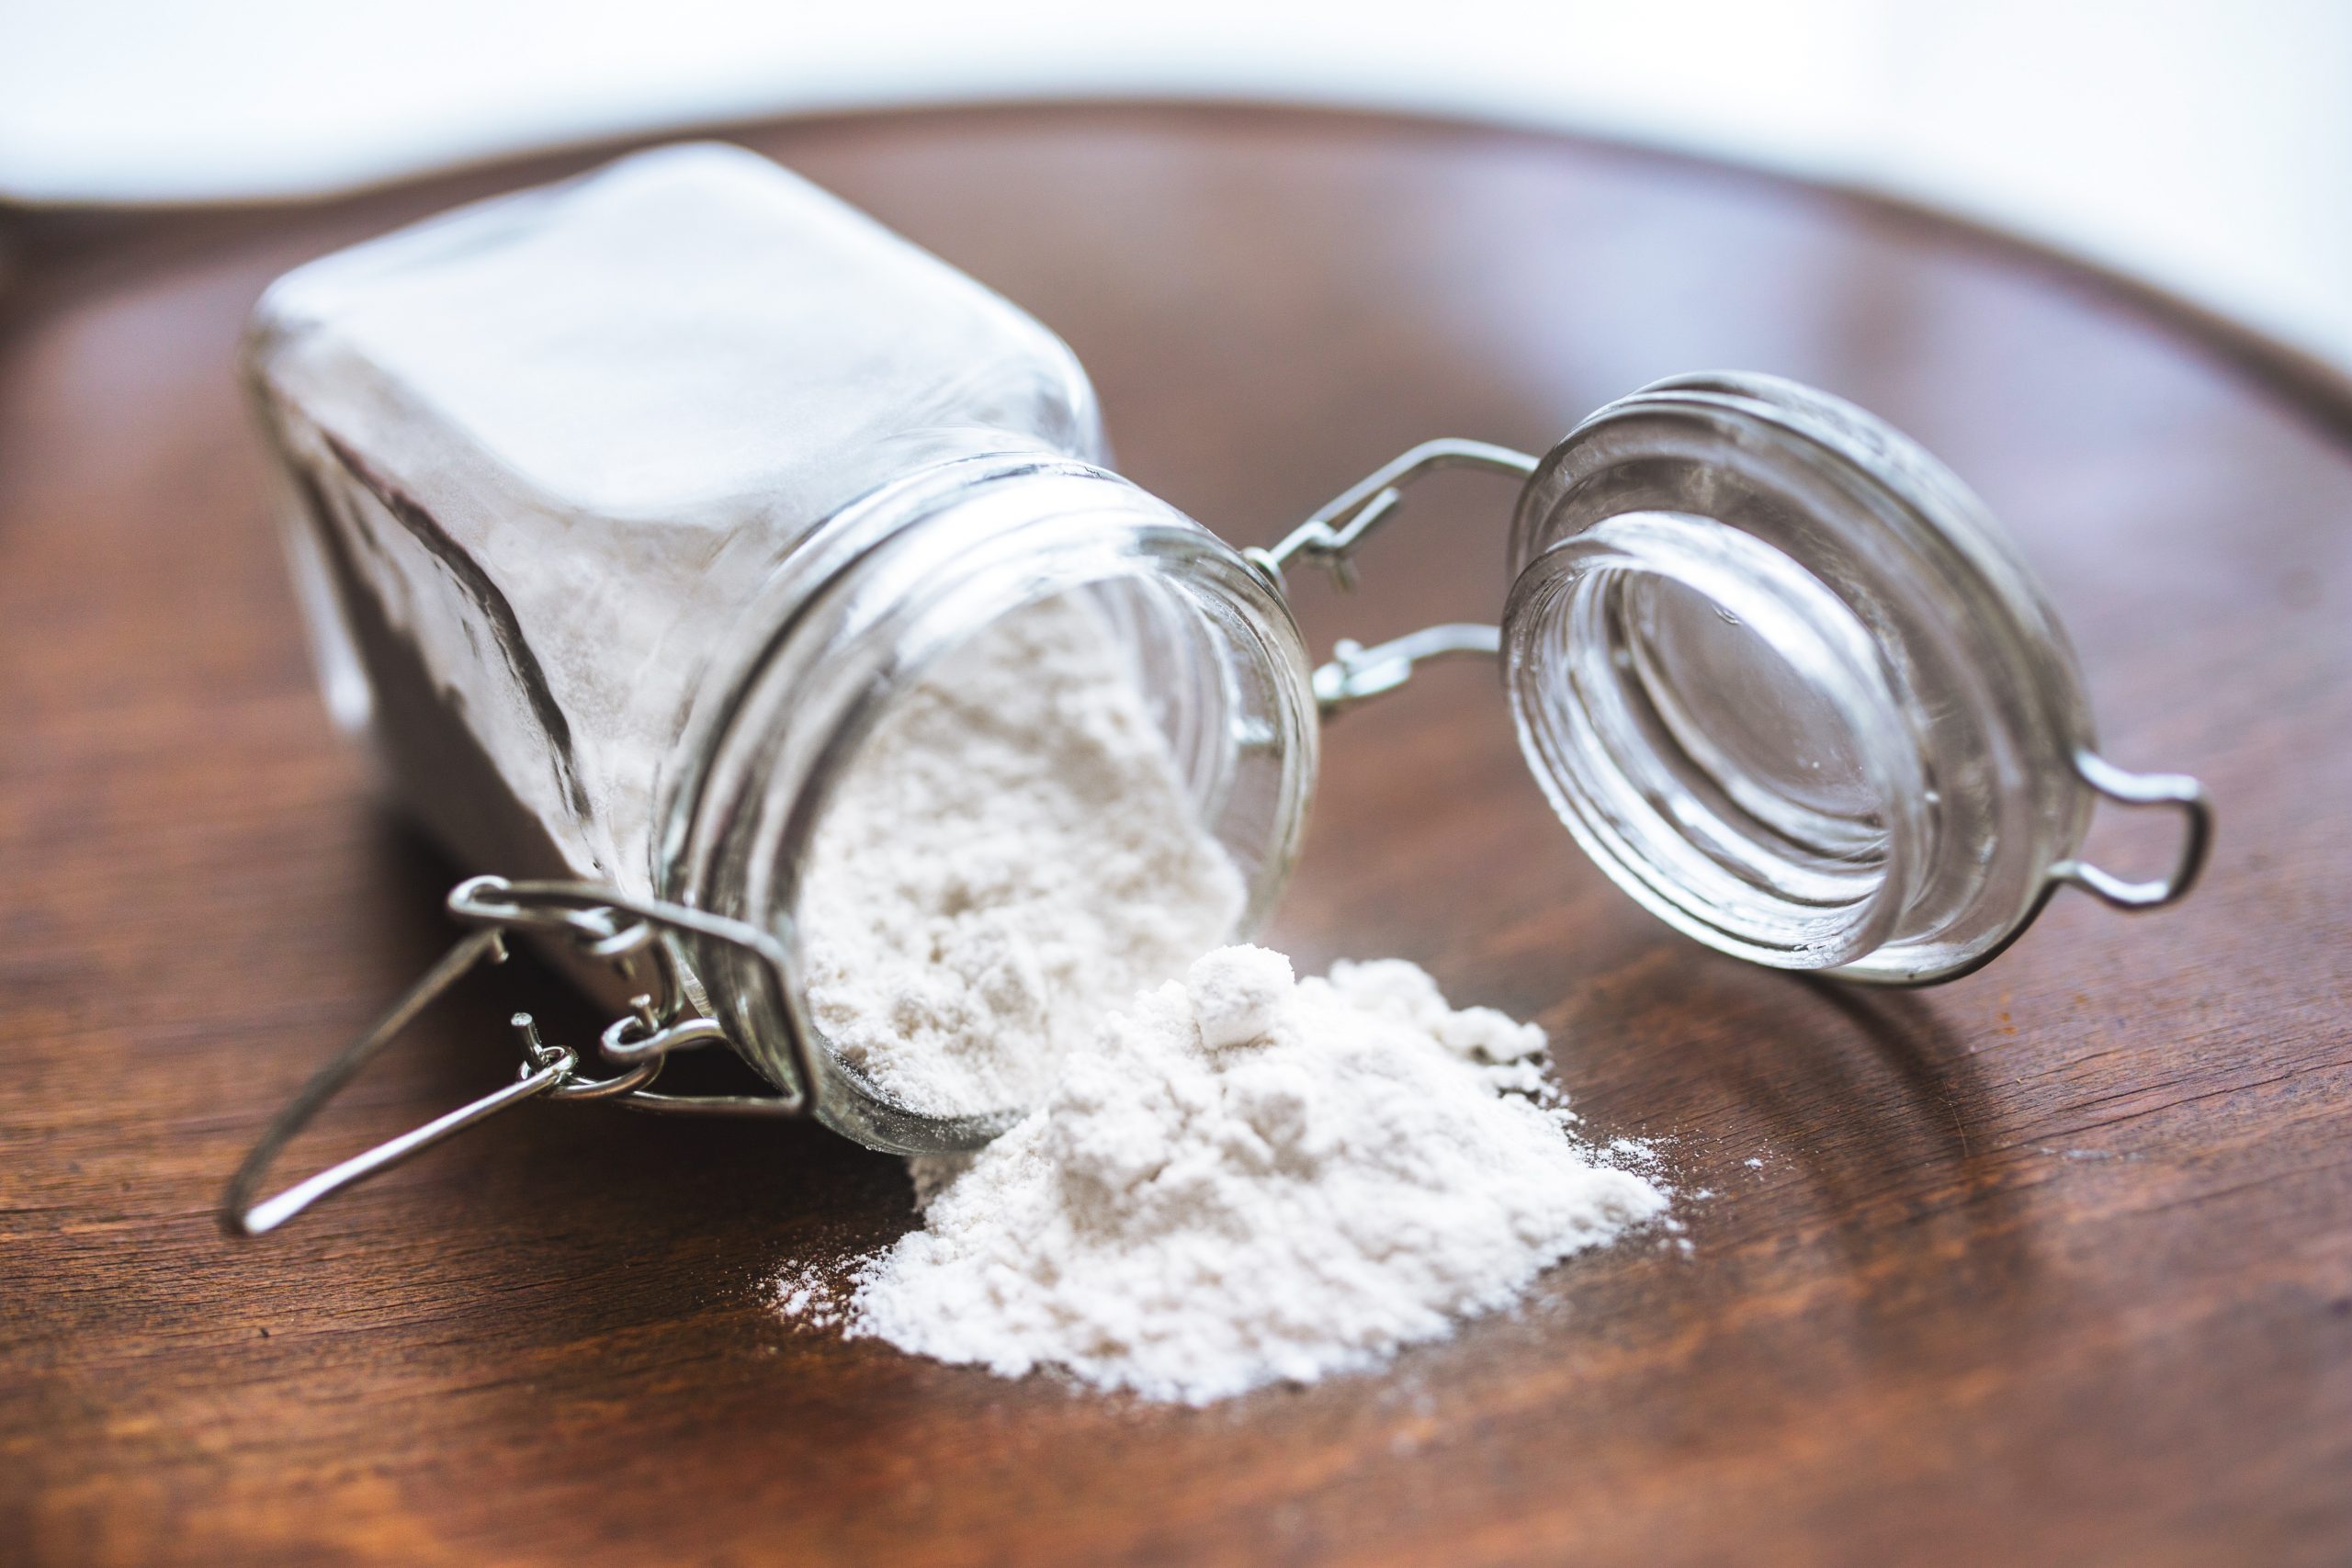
4,106,2346,1567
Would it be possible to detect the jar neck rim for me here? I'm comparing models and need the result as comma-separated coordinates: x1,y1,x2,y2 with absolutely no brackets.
657,452,1317,1150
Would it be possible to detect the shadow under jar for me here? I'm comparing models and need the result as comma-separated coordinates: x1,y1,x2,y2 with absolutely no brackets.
225,143,2208,1235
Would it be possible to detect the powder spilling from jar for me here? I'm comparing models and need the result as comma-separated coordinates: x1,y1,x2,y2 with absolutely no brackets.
782,946,1668,1403
797,595,1245,1117
782,596,1671,1401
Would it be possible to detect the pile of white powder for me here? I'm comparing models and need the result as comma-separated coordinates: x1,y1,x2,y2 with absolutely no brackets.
782,945,1668,1402
783,594,1670,1401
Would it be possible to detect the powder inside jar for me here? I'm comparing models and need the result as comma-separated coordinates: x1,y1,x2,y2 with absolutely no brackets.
796,593,1246,1118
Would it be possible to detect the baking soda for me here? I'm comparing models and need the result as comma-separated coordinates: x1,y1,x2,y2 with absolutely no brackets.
783,602,1669,1401
780,948,1668,1402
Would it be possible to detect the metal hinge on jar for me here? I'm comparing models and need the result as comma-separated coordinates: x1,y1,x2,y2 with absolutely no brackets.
220,875,808,1236
1246,437,1535,714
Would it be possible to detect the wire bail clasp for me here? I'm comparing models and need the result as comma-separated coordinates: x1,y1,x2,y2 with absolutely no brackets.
220,875,808,1237
1247,437,1537,716
2049,750,2214,910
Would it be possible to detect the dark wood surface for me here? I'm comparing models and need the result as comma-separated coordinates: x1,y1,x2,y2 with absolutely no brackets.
4,105,2346,1568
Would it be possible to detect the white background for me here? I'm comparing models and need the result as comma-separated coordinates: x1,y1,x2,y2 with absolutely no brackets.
6,1,2347,371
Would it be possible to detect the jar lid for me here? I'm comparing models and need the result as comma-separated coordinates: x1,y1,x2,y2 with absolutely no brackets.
1263,372,2210,984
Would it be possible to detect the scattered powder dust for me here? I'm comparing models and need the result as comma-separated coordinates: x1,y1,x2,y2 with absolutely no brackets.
777,946,1670,1404
777,597,1670,1402
796,594,1245,1118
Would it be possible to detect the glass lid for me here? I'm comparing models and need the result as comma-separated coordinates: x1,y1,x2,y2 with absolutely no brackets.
1255,371,2211,985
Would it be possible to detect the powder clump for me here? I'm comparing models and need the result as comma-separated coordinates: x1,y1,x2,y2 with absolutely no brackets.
809,945,1670,1404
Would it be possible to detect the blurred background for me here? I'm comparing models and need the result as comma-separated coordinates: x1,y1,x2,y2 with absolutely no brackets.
4,0,2348,373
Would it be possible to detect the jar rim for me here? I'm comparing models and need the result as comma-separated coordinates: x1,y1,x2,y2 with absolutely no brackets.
662,454,1317,1153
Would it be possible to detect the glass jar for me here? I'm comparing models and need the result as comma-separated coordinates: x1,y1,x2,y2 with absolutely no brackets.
243,141,1317,1157
225,142,2208,1233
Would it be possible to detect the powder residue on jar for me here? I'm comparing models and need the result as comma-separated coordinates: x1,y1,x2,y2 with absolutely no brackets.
796,594,1246,1117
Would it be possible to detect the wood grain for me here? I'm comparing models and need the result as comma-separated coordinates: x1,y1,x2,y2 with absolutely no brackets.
2,104,2346,1568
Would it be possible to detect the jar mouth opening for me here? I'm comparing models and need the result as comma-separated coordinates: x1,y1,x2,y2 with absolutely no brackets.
673,468,1317,1155
1506,510,1932,969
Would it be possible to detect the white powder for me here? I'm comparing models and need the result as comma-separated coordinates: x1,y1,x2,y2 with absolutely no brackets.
797,595,1245,1117
786,947,1669,1403
782,599,1668,1401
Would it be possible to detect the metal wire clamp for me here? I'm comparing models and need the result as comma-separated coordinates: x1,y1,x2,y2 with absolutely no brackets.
1246,438,1539,716
220,874,808,1236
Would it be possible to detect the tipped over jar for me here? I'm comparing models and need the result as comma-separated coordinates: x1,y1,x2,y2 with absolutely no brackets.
231,142,2208,1225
